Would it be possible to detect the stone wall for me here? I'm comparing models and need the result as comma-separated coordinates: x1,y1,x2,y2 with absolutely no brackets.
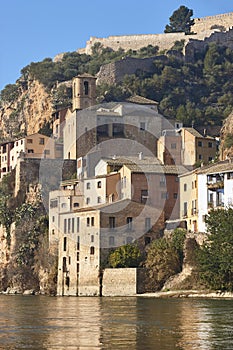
77,13,233,57
97,56,159,85
192,12,233,33
14,158,77,208
102,268,147,296
185,28,233,62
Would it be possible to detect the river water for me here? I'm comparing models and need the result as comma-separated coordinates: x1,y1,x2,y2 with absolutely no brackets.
0,295,232,350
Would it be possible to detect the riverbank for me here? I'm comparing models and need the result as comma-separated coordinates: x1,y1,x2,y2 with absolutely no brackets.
139,290,233,298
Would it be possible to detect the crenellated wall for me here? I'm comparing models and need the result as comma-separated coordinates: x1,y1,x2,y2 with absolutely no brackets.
76,12,233,56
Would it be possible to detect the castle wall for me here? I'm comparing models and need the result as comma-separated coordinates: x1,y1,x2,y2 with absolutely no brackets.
76,12,233,58
102,268,147,296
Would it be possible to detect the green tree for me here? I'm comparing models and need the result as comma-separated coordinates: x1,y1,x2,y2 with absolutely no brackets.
198,208,233,291
144,237,181,290
164,6,194,34
108,244,142,268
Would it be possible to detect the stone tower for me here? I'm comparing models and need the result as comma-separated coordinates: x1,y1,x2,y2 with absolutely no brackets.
72,74,97,111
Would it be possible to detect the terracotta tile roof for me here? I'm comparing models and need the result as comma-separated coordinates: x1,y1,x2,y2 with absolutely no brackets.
126,95,158,105
196,160,233,174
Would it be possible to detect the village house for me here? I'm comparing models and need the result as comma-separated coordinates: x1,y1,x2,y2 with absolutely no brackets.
0,141,14,178
179,159,233,233
57,199,164,296
157,127,217,167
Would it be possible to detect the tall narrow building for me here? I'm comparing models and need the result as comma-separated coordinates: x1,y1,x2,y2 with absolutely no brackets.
72,74,97,111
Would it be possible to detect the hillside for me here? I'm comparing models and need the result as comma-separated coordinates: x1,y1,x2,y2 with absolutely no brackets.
0,13,233,147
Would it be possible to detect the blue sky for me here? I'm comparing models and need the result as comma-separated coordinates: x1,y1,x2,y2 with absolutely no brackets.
0,0,232,91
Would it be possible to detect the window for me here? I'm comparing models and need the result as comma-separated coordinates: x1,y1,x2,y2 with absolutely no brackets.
171,143,177,149
86,197,90,205
183,202,188,217
77,218,80,233
21,140,23,145
126,217,133,231
84,81,89,95
173,193,178,199
141,189,148,204
61,203,67,209
109,217,116,229
97,181,102,188
72,218,75,233
198,154,203,160
50,199,58,208
145,237,151,245
28,149,34,153
91,217,95,226
90,246,95,255
68,218,71,233
16,141,18,146
208,157,213,162
44,149,50,155
52,216,55,222
63,257,67,272
69,256,71,265
63,237,67,251
160,176,166,187
77,236,80,250
51,229,55,235
87,217,90,226
184,183,187,191
145,218,151,231
64,219,67,234
86,182,90,189
208,142,213,148
198,141,203,147
161,192,168,199
27,139,33,144
97,196,102,203
77,252,79,261
140,122,146,131
91,235,94,243
39,138,45,145
109,236,115,246
74,202,79,208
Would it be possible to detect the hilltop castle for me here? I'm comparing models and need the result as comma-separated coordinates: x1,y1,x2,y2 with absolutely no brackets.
76,12,233,55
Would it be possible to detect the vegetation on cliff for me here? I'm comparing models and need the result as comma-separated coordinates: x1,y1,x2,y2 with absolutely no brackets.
0,174,57,294
1,36,233,140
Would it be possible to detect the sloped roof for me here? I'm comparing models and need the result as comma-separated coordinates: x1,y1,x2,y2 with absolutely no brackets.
126,95,158,105
184,127,215,139
125,163,187,175
196,160,233,175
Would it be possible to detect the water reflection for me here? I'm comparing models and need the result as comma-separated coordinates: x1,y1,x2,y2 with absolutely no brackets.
0,295,233,349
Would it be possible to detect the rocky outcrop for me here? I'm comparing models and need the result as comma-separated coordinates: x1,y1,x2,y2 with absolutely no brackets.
0,79,53,141
219,111,233,160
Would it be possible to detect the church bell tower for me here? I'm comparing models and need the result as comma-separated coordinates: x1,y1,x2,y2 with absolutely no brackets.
72,74,97,111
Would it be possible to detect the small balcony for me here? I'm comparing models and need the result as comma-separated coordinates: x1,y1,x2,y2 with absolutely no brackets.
207,181,224,190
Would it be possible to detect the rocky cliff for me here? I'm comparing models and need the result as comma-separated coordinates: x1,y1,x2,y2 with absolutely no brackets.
219,111,233,160
0,79,53,142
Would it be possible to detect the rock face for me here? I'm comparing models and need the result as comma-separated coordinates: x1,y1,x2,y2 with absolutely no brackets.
0,79,53,141
220,111,233,160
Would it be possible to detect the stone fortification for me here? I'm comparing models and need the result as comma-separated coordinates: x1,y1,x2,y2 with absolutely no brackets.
192,12,233,33
185,28,233,61
96,56,161,85
81,32,204,56
76,12,233,56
